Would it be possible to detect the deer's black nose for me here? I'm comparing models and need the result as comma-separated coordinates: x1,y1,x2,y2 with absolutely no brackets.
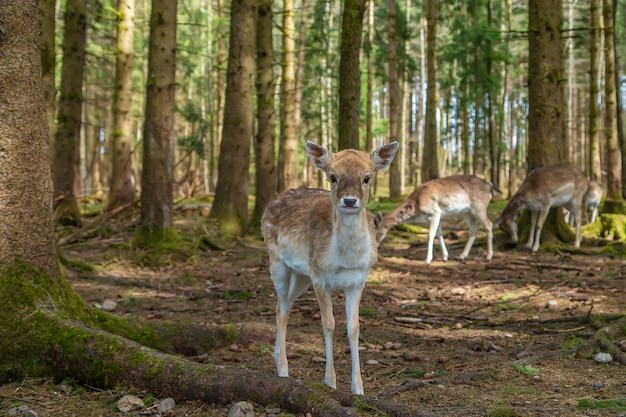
343,197,357,207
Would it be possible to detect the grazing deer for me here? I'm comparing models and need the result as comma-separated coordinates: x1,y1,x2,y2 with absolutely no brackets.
374,175,502,265
261,141,398,395
494,164,588,252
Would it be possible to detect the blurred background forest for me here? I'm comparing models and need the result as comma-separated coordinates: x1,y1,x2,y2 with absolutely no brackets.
45,0,626,235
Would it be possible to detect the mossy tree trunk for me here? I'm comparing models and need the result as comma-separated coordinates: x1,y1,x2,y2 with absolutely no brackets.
210,0,256,236
139,0,177,243
249,0,277,231
53,0,87,227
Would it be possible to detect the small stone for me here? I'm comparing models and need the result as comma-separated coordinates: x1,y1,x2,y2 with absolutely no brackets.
383,341,394,350
593,381,603,388
228,401,255,417
157,397,176,413
23,411,38,417
595,352,613,363
366,359,379,365
545,300,558,308
392,343,402,350
102,299,117,311
450,287,466,295
453,323,463,330
311,356,326,363
117,395,145,413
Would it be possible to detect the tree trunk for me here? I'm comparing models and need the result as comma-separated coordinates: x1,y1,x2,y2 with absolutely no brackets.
38,0,56,147
365,0,374,153
107,0,136,212
588,0,602,181
278,0,298,192
527,0,564,170
250,0,277,230
337,0,366,150
53,0,87,226
138,0,177,240
210,0,256,236
602,0,624,211
388,0,402,199
422,0,439,181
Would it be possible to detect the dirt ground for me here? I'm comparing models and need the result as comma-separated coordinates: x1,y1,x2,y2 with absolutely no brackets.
1,212,625,417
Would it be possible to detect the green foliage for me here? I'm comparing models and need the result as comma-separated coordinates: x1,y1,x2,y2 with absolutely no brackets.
577,397,626,410
221,290,253,300
510,363,538,376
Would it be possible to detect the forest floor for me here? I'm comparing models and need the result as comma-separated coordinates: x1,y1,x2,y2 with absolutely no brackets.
1,208,625,417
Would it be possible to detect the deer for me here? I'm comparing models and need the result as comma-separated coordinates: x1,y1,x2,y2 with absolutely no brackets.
374,175,502,265
261,141,398,395
493,164,588,253
564,179,604,226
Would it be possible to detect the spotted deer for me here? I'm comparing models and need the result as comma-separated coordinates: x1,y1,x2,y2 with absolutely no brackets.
494,164,588,252
374,175,502,265
261,141,398,395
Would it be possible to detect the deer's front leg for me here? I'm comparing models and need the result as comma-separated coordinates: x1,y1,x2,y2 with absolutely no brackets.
344,286,364,395
313,284,336,390
426,213,442,265
531,207,550,252
526,210,539,250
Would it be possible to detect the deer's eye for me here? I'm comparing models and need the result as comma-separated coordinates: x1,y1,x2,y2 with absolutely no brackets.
364,175,370,184
329,174,337,183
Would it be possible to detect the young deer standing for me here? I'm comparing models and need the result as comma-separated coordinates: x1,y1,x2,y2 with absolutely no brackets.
374,175,502,265
261,141,398,395
494,164,588,252
565,179,604,225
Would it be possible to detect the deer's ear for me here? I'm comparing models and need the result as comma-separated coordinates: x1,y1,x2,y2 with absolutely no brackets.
305,141,330,170
372,142,399,171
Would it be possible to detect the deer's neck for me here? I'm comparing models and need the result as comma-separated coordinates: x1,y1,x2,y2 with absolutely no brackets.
328,209,373,270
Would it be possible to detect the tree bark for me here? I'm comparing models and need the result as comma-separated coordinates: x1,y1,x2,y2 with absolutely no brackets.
602,0,624,210
210,0,256,236
278,0,298,192
139,0,177,240
422,0,439,181
38,0,56,147
388,0,402,199
250,0,277,229
527,0,564,171
588,0,602,181
53,0,87,226
337,0,366,150
107,0,136,212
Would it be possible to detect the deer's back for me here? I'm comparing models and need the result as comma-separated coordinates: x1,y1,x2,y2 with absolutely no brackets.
409,175,494,215
517,165,587,206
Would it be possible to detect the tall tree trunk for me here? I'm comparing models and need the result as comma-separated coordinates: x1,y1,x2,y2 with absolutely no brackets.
422,0,439,181
565,0,576,163
527,0,564,170
0,1,58,275
38,0,56,148
210,0,256,236
613,0,626,198
337,0,366,150
107,0,136,211
602,0,624,209
365,0,374,153
388,0,402,199
588,0,602,181
139,0,177,238
53,0,86,226
250,0,276,229
486,0,498,186
278,0,298,191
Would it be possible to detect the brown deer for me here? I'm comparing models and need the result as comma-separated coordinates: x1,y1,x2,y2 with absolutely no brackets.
564,179,604,225
374,175,502,265
494,164,588,252
261,141,398,395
